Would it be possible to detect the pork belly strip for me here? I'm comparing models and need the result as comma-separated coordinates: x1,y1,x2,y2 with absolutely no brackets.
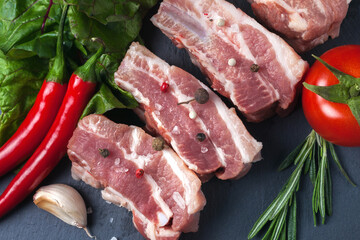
150,0,308,122
248,0,350,52
67,114,206,240
115,42,262,180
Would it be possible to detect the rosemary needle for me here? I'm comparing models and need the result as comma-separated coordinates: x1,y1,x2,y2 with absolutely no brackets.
248,130,355,240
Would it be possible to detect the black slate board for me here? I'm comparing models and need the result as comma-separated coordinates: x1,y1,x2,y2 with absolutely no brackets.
1,1,360,240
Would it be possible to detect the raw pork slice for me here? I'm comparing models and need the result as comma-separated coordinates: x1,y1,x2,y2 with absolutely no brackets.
151,0,308,122
115,42,262,180
67,114,206,240
248,0,350,52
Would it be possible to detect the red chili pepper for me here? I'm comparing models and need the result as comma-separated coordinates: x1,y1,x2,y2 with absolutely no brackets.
0,36,104,218
0,5,68,177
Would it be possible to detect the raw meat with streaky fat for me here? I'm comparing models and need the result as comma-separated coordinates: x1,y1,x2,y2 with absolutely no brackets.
67,114,206,240
248,0,350,52
115,42,262,180
150,0,308,122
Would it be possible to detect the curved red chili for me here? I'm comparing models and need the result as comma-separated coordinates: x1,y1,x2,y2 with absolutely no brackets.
0,43,104,218
0,4,68,176
0,81,67,176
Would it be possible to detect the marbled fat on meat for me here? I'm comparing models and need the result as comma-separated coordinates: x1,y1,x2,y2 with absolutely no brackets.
67,114,206,240
248,0,350,52
150,0,308,122
115,42,262,180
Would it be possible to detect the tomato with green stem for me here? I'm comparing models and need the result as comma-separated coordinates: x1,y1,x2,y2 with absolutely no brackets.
302,45,360,147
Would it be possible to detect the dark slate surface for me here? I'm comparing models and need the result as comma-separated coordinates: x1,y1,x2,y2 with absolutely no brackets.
1,1,360,240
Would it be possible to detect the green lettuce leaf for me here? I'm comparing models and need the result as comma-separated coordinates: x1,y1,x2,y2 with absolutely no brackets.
0,0,50,53
0,51,48,145
67,0,158,60
0,0,73,59
7,29,75,60
0,0,156,144
67,6,141,60
96,54,138,108
81,83,127,118
70,0,140,25
66,0,157,116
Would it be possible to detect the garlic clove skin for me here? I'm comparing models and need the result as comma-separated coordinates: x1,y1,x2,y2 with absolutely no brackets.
33,184,87,229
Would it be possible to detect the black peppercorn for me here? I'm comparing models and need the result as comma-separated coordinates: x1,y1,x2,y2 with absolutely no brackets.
196,133,206,142
178,88,210,105
194,88,209,104
250,64,260,72
98,148,110,158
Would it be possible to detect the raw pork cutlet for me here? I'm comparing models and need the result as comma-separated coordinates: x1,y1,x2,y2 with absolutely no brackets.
115,42,262,180
151,0,308,122
248,0,350,52
67,114,206,240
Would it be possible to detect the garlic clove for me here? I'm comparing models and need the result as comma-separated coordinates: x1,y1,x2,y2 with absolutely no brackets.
33,184,95,238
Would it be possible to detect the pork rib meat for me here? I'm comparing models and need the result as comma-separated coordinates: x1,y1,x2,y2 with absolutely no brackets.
67,114,206,240
248,0,350,52
151,0,308,122
115,42,262,180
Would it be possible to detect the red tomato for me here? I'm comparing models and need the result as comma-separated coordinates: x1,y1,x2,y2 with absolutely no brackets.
302,45,360,147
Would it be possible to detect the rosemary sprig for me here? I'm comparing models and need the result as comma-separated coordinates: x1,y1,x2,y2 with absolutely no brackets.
248,130,355,240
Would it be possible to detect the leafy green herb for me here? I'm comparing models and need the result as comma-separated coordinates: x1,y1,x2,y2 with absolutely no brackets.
95,53,138,109
81,83,128,118
0,0,74,60
328,143,355,186
0,0,157,145
67,0,157,60
248,130,355,240
0,0,54,53
287,196,297,240
70,0,140,25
